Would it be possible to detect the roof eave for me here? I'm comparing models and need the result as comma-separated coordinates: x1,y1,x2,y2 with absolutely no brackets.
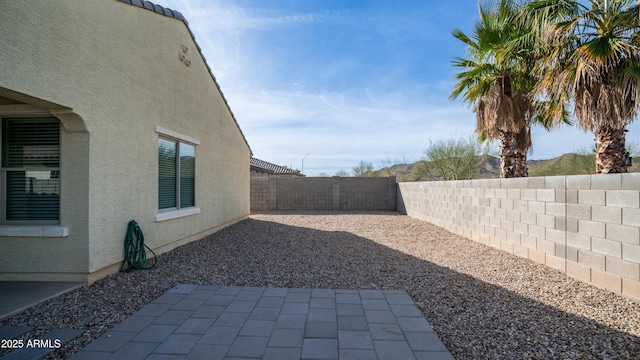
118,0,253,156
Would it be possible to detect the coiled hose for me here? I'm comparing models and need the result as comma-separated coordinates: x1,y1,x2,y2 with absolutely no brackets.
120,220,157,272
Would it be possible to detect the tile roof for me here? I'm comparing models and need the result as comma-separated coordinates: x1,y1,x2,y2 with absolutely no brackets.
119,0,186,21
118,0,252,155
250,157,303,176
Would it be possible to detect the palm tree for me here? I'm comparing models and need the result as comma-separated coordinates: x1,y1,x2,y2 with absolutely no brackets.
451,0,537,178
526,0,640,173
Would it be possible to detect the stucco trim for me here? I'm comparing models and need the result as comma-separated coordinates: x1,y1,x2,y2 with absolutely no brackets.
0,104,51,116
154,125,200,145
0,226,69,237
155,207,200,222
0,87,70,112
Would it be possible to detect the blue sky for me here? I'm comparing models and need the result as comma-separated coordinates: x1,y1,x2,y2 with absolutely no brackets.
158,0,640,176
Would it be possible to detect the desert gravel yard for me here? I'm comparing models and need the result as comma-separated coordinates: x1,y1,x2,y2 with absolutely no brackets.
2,211,640,359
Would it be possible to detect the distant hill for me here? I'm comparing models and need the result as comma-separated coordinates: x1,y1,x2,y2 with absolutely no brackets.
528,153,595,176
379,153,639,181
479,156,500,178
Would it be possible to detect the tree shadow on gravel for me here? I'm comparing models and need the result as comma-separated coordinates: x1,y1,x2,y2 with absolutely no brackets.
2,214,639,360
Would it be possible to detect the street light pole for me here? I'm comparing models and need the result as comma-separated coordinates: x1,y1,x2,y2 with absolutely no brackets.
302,153,309,175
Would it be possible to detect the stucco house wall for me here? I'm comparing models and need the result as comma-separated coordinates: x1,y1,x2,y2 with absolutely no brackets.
0,0,250,283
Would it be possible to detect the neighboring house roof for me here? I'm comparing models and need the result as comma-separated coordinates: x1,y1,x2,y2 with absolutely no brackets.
119,0,252,155
251,157,303,176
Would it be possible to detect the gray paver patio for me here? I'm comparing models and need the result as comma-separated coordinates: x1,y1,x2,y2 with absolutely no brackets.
70,284,453,360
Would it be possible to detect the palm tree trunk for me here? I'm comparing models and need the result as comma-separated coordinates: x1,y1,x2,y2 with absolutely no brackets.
515,151,528,177
500,131,518,178
595,126,630,173
514,126,530,177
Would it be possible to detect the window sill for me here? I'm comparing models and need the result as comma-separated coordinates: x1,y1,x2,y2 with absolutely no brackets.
0,226,69,237
155,207,200,222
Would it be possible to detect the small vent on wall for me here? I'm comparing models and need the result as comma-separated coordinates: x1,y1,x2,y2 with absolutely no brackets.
179,43,190,67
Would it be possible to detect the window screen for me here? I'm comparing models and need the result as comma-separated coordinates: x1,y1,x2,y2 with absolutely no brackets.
2,118,60,222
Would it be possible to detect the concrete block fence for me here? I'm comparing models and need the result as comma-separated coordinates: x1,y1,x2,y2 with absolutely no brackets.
397,174,640,302
250,176,397,212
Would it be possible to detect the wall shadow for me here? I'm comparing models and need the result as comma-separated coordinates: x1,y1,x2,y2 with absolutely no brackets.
2,213,639,359
160,214,640,359
209,215,640,359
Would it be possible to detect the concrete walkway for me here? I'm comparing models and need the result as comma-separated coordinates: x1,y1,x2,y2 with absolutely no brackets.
70,284,454,360
0,281,83,321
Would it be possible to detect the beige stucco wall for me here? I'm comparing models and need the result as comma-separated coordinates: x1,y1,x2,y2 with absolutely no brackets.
0,0,250,282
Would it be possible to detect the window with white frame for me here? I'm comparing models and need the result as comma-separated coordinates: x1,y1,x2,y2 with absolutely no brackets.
158,137,196,211
1,117,60,223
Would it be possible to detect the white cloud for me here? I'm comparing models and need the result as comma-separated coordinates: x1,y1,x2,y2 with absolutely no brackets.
227,86,476,175
158,0,640,176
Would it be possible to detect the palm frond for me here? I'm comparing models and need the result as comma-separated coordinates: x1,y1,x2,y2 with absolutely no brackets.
451,28,477,48
530,0,640,134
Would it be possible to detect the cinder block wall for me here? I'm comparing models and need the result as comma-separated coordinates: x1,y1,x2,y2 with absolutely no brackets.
340,177,398,211
397,174,640,302
276,177,333,211
250,178,270,211
250,176,397,211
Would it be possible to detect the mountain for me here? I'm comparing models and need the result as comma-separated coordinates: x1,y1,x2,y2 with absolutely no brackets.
379,153,639,181
528,153,595,176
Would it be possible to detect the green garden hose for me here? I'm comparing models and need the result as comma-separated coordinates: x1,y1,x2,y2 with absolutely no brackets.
120,220,157,272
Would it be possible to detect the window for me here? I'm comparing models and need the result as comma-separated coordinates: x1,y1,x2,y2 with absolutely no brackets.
158,137,196,211
1,118,60,223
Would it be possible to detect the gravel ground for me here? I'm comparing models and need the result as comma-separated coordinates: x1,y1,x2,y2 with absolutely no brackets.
1,211,639,359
